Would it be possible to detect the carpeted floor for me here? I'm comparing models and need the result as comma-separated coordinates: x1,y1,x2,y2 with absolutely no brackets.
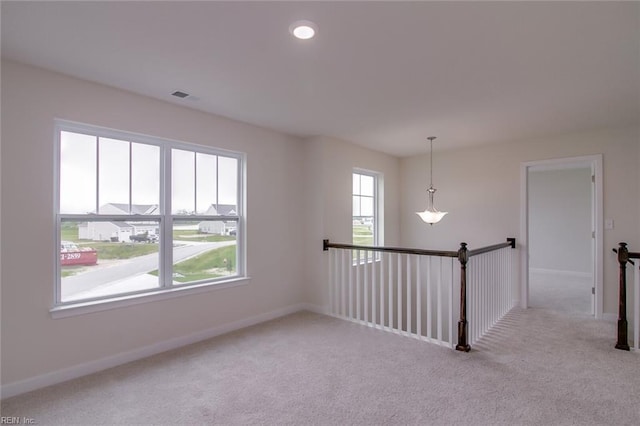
2,306,639,425
529,270,593,315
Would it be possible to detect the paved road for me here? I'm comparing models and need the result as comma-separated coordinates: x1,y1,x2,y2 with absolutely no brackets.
62,240,236,299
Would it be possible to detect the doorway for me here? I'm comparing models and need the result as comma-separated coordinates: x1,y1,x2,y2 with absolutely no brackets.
520,155,603,318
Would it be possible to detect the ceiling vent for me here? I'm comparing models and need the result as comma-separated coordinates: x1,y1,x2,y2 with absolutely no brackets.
171,90,190,99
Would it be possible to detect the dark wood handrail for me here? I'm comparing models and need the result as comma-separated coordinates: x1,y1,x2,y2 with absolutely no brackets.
323,238,516,259
323,240,458,257
469,238,516,257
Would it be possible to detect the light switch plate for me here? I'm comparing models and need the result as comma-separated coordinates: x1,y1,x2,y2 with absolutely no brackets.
605,219,614,230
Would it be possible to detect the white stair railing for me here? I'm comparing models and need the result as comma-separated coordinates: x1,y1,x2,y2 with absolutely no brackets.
327,247,458,348
467,244,517,346
324,239,517,351
634,262,639,351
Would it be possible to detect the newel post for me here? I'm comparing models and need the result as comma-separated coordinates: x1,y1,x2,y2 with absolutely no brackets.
456,242,471,352
615,242,630,351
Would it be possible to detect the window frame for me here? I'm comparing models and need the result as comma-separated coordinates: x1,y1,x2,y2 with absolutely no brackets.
53,120,246,313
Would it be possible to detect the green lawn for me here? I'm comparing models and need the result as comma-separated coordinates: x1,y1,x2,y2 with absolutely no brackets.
173,245,236,283
60,225,82,242
73,242,159,259
353,224,374,246
173,230,235,243
150,245,236,283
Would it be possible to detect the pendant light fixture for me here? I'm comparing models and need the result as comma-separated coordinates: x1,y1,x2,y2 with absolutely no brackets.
416,136,448,225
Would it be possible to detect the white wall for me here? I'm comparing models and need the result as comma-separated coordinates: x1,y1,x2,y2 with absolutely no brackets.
1,58,638,392
302,135,401,309
0,61,307,387
401,126,640,315
528,168,592,274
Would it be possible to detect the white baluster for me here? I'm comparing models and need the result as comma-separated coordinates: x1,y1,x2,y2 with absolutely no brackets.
472,255,476,342
347,250,353,319
389,253,394,330
355,250,360,321
329,250,337,314
417,256,422,338
635,264,639,350
342,250,348,317
437,256,442,343
372,250,377,327
426,256,432,341
407,255,412,335
448,258,456,346
397,254,402,333
381,252,385,328
364,250,369,324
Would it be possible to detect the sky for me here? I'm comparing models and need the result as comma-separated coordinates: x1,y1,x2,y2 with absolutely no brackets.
60,131,238,215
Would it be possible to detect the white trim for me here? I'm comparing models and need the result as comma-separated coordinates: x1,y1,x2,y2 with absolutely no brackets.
51,277,251,319
529,268,592,279
520,155,603,318
3,303,310,399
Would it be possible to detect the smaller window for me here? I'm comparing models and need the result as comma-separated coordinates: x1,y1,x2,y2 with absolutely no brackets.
352,170,381,261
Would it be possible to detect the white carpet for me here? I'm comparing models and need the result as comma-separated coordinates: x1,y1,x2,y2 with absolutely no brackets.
2,307,638,425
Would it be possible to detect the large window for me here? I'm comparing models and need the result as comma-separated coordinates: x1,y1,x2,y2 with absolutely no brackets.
55,121,244,307
352,170,380,252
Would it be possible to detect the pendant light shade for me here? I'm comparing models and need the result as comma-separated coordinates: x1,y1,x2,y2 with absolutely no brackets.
416,136,448,225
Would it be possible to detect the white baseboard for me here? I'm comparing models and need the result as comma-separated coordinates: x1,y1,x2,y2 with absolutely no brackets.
299,302,328,315
529,268,592,279
1,303,309,400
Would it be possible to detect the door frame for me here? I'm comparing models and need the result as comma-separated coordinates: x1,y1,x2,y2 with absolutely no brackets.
520,154,603,318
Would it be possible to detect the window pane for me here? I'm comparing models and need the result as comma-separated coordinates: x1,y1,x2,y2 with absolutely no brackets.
61,220,160,302
196,153,217,214
132,143,160,208
353,196,360,217
172,220,238,284
352,220,373,245
98,137,130,213
360,196,374,216
361,175,374,196
60,131,96,214
218,156,238,206
172,149,195,215
353,173,360,194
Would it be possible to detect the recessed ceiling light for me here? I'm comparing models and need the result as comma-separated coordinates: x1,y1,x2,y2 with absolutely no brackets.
289,20,317,40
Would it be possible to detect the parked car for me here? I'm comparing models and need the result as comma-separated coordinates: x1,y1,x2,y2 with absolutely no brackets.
129,232,157,243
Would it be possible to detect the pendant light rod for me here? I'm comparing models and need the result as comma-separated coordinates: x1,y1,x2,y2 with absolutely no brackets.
428,136,436,189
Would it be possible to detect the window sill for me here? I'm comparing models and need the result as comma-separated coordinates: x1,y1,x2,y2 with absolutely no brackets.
50,277,251,319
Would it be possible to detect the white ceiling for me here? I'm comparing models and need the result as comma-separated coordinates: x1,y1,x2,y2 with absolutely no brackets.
2,1,638,157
